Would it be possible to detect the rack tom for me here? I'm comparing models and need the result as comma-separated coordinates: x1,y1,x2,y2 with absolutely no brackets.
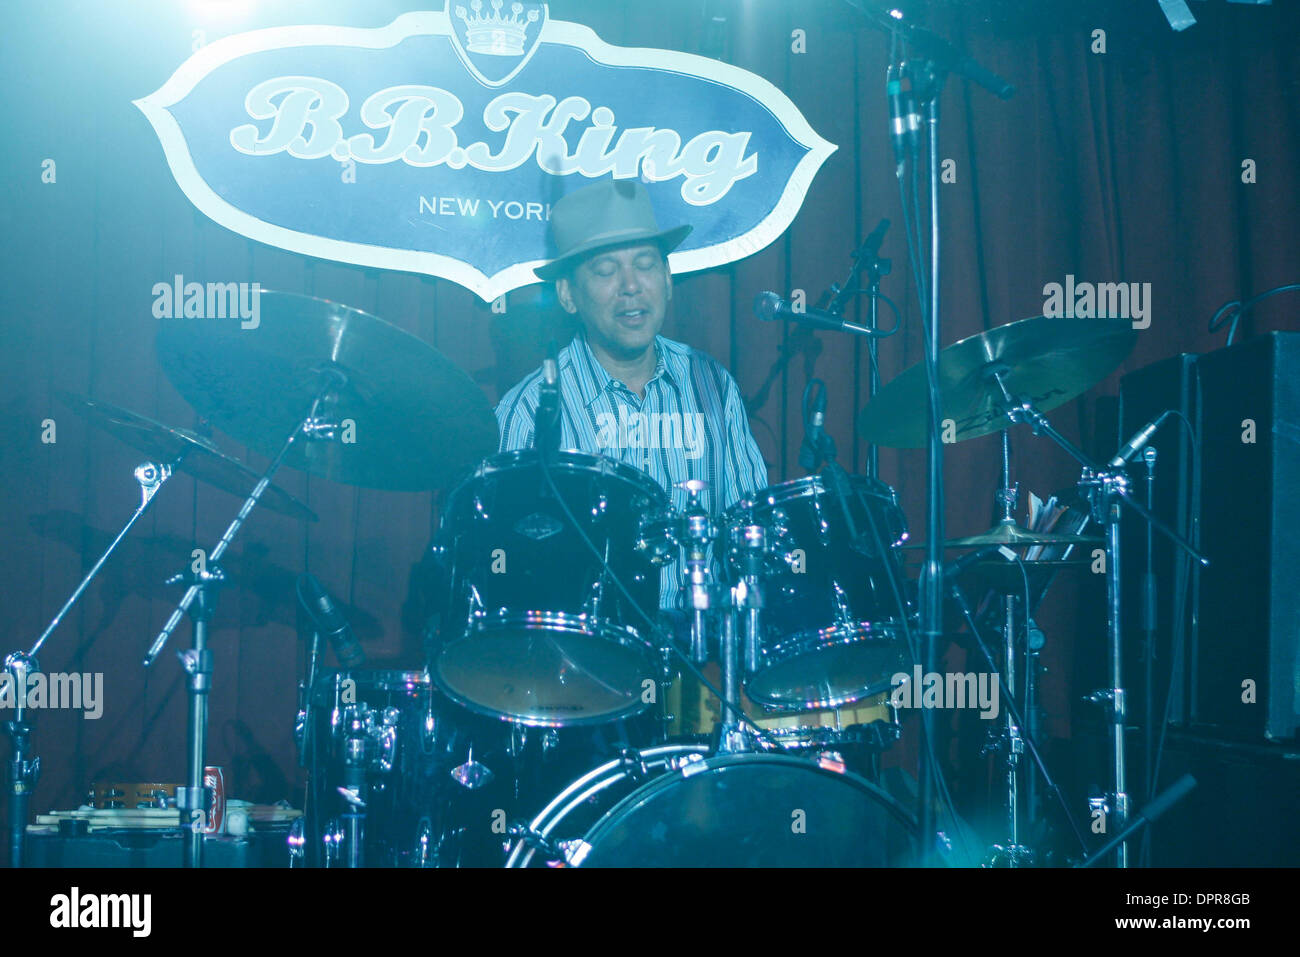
723,473,911,710
434,451,667,727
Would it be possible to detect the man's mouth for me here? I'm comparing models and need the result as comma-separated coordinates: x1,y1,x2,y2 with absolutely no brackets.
616,308,649,324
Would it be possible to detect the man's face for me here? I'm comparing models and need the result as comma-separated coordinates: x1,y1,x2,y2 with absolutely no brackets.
556,243,672,361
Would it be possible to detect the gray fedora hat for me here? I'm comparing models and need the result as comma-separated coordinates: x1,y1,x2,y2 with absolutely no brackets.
534,179,692,281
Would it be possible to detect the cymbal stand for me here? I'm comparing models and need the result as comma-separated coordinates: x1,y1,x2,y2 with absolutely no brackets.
676,480,756,755
661,481,779,755
144,370,345,868
993,374,1207,867
947,581,1090,862
4,460,171,867
986,428,1032,866
718,507,766,754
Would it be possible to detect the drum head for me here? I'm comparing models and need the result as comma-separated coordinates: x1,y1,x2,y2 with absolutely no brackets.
435,450,666,726
576,754,919,867
744,626,905,710
435,617,658,727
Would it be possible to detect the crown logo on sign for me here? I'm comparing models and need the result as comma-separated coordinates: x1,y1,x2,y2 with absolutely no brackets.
454,0,540,57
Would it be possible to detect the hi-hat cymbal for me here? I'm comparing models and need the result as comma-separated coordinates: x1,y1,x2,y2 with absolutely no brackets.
57,393,317,522
900,520,1101,549
858,316,1136,447
156,292,499,491
945,521,1101,548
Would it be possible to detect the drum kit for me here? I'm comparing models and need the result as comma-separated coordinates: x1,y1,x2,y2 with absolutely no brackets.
9,287,1205,869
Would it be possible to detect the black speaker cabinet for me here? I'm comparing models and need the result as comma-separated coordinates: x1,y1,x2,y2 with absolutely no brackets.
1192,332,1299,742
1072,729,1300,866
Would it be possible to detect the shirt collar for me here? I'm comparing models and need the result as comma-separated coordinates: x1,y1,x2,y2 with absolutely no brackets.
570,333,684,407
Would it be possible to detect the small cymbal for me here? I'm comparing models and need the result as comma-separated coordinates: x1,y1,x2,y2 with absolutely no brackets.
858,316,1136,447
901,522,1100,550
156,292,499,491
945,521,1101,548
57,393,316,522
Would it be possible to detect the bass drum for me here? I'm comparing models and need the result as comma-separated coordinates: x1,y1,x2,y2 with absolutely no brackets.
505,747,920,868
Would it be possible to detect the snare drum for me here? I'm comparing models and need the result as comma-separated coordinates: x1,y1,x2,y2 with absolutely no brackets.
724,473,911,711
434,451,668,727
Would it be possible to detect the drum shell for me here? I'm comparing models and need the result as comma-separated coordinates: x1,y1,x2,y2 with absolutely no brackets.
724,474,912,710
438,451,665,629
663,665,895,757
308,670,451,867
432,451,668,726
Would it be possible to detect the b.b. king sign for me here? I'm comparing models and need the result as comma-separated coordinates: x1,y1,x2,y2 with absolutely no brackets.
136,4,834,302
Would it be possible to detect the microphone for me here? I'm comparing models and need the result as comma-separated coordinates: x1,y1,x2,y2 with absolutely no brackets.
799,382,827,471
297,573,366,669
536,342,561,463
887,64,908,178
857,217,891,261
753,292,874,336
901,67,923,159
1108,411,1171,469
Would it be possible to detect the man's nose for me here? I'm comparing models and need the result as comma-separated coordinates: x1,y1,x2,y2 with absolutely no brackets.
618,266,644,295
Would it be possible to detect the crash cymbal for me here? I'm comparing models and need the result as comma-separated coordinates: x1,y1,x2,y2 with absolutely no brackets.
858,316,1136,447
57,393,317,522
156,292,499,491
945,521,1101,548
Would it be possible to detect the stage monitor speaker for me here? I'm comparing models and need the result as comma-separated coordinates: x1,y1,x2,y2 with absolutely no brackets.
1072,729,1300,866
1191,332,1299,742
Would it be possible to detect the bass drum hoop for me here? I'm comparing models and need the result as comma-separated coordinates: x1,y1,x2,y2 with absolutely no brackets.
504,744,710,868
507,749,919,868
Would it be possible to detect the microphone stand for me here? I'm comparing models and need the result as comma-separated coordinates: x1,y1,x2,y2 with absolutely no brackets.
912,52,946,870
144,370,346,868
4,459,172,867
824,224,891,481
861,255,888,481
993,378,1207,867
844,0,1014,866
1140,446,1157,866
1075,774,1197,868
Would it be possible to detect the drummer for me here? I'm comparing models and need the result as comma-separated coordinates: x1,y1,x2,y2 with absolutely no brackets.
495,178,769,610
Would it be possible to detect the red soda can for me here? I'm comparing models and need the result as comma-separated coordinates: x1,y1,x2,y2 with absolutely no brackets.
203,766,226,834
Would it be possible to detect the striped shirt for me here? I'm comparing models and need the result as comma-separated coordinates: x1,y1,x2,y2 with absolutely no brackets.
496,333,770,609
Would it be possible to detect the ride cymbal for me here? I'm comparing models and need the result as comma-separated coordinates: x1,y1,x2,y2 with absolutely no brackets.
156,291,499,491
858,316,1136,448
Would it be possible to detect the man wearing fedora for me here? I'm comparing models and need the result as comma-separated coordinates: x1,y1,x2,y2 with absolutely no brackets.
495,178,769,611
